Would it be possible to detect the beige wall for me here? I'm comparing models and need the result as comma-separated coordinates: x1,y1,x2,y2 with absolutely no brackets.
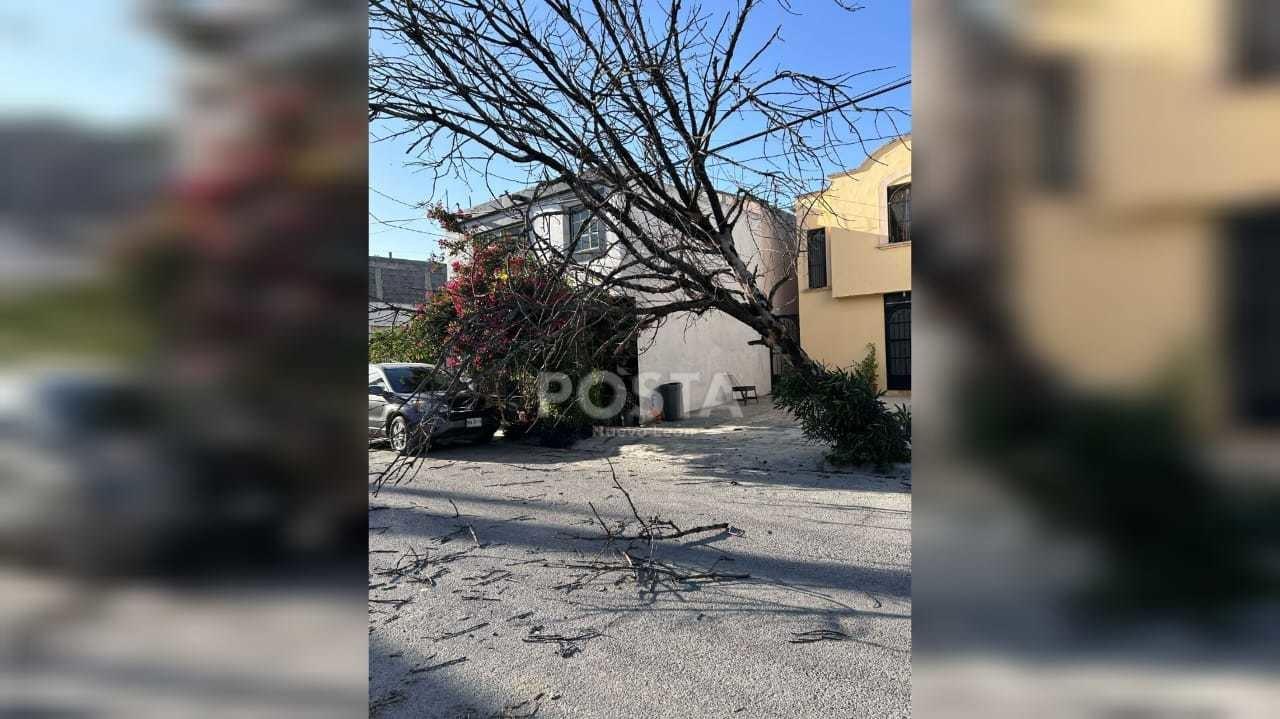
795,138,912,388
797,291,889,380
1012,206,1220,391
800,139,913,236
831,229,911,298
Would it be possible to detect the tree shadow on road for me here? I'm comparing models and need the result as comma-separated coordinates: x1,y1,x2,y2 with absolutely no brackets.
370,484,910,614
369,633,550,719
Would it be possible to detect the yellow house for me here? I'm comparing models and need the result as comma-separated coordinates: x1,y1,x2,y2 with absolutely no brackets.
988,1,1280,433
795,136,912,394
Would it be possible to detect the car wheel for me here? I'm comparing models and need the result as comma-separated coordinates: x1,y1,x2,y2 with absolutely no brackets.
388,415,414,455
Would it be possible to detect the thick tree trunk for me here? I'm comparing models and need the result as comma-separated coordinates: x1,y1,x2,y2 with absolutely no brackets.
753,309,820,380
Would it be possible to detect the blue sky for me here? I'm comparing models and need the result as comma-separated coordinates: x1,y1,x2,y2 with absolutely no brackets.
370,1,911,261
0,2,175,127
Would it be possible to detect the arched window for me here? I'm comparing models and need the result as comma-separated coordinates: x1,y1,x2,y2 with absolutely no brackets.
888,183,911,244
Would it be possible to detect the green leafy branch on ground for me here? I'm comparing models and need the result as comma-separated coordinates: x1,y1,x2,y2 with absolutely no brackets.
774,344,911,469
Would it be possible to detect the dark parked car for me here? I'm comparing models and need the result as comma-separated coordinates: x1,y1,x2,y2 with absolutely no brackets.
368,363,499,454
0,368,282,573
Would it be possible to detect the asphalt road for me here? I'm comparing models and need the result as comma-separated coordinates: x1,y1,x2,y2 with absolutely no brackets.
368,406,912,718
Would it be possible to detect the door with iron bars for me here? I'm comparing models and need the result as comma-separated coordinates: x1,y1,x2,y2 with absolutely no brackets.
884,292,911,391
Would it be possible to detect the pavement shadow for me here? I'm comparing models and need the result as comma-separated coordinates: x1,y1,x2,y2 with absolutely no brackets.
371,485,910,609
369,633,539,719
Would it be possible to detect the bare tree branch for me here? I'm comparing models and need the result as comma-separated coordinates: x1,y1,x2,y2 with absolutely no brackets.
370,0,910,371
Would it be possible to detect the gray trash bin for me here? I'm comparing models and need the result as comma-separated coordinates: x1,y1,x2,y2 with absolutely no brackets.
657,382,682,421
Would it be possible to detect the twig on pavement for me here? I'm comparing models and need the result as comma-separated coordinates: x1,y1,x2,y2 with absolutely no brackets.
409,655,468,674
435,622,490,642
790,629,850,644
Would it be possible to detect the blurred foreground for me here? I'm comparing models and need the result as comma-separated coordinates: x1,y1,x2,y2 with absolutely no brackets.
0,1,368,715
914,2,1280,717
0,563,366,717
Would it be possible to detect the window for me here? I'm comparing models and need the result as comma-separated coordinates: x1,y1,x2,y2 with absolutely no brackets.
1227,208,1280,424
806,229,828,289
888,183,911,244
1236,0,1280,80
383,366,451,394
475,224,526,247
567,208,603,253
1034,59,1079,191
50,383,157,433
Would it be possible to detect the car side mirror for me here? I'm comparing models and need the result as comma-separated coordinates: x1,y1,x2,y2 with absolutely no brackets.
369,384,385,396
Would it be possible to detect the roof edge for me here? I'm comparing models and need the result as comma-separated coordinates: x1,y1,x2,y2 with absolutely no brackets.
795,134,912,202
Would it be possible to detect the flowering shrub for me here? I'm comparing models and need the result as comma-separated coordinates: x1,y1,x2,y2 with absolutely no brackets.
368,209,637,440
368,290,456,364
426,202,470,234
437,238,576,374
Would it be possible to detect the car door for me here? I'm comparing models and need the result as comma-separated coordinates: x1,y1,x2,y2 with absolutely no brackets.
368,371,390,437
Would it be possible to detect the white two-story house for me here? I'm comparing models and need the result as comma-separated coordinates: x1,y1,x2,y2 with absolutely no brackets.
446,184,797,422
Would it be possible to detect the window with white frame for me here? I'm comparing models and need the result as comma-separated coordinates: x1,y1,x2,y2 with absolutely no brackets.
568,208,603,253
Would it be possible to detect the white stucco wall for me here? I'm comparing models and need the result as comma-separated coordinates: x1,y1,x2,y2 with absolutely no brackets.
635,310,772,421
632,195,793,421
729,198,800,318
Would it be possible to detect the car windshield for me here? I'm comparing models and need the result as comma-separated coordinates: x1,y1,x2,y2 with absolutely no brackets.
46,382,157,432
382,366,452,394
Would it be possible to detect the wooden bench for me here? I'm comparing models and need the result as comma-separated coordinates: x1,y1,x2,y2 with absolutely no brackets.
728,373,759,403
